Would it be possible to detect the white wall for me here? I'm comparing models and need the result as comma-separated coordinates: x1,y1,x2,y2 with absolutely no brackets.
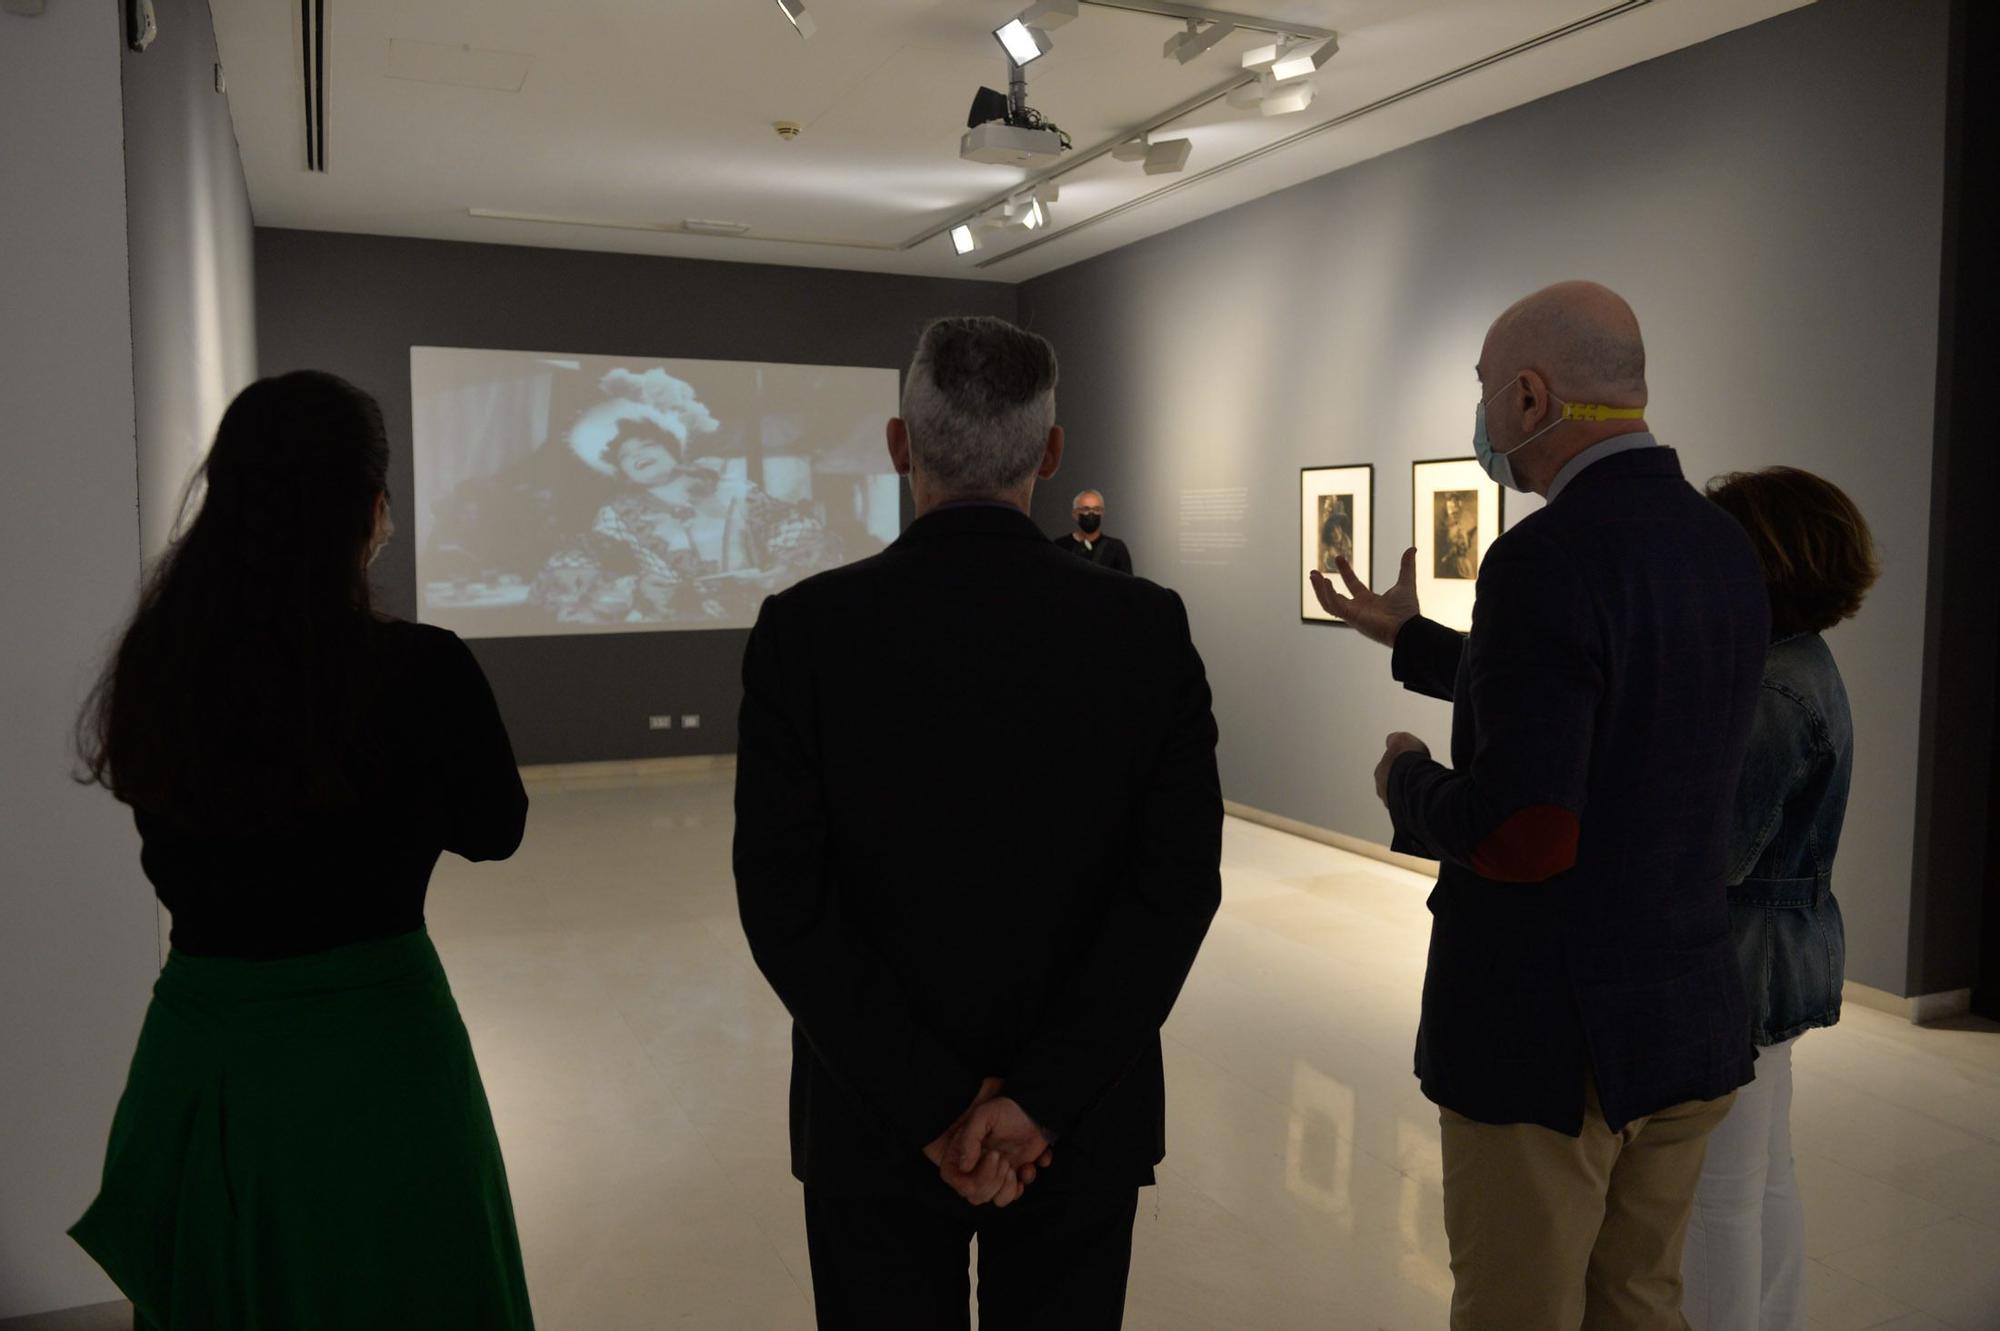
123,0,258,559
0,2,161,1317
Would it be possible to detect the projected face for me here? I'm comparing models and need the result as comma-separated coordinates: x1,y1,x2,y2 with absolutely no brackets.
569,400,688,485
616,435,681,487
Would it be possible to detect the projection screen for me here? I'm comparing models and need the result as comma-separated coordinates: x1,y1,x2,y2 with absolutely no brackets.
411,347,901,637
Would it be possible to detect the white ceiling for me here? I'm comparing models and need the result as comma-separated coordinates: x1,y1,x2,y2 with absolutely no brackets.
210,0,1811,283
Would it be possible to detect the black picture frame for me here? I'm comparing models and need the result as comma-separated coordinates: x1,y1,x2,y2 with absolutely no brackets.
1299,463,1375,626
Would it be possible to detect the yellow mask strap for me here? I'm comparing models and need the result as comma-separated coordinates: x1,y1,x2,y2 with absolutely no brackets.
1561,403,1646,423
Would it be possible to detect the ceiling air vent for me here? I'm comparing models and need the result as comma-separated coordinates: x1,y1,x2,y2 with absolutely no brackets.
299,0,328,171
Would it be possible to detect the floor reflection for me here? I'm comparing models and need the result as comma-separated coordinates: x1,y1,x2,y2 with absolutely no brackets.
423,771,2000,1329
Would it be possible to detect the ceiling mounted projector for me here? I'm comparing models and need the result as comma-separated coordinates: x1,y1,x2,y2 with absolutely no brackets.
962,121,1067,166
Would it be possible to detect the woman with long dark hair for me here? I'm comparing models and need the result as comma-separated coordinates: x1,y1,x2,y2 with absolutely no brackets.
70,371,535,1329
1683,466,1878,1331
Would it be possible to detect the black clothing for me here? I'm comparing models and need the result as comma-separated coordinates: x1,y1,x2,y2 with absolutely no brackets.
137,620,528,959
1385,447,1768,1134
1054,532,1133,574
803,1185,1138,1330
735,504,1221,1199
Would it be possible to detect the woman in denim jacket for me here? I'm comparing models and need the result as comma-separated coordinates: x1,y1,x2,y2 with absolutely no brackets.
1683,467,1878,1331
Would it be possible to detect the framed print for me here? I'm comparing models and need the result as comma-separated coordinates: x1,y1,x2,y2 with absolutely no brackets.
1411,457,1503,633
1300,464,1374,624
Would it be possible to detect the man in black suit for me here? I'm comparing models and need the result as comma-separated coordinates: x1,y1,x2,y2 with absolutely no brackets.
1054,489,1134,573
735,315,1221,1329
1314,281,1769,1329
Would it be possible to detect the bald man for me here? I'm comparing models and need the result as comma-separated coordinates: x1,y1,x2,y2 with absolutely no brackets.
1314,282,1769,1330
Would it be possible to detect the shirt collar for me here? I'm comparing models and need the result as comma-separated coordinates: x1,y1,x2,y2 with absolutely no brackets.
1547,431,1658,502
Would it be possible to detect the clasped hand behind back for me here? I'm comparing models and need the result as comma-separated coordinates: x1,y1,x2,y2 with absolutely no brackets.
923,1077,1054,1208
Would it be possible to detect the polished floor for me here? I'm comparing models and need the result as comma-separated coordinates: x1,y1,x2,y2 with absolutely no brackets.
415,766,2000,1331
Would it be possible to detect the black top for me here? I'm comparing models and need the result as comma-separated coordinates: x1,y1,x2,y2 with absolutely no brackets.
1053,532,1133,574
1384,448,1768,1134
735,504,1220,1196
137,620,528,960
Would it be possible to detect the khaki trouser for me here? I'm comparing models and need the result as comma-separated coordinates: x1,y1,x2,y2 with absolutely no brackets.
1440,1079,1737,1331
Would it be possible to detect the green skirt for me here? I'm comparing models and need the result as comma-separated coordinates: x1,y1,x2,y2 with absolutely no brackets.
71,928,535,1330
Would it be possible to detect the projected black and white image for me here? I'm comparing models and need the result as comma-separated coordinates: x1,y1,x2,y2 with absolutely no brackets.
1299,464,1372,625
412,349,901,637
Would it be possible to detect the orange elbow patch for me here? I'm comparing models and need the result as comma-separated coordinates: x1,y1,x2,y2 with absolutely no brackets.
1469,805,1581,882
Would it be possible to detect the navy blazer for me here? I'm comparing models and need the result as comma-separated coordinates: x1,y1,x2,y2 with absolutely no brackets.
735,504,1222,1194
1386,446,1768,1133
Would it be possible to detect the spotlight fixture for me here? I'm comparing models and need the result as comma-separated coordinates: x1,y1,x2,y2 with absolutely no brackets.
772,0,815,40
950,224,979,255
1227,71,1316,116
1163,19,1235,65
1242,34,1338,80
997,195,1048,231
1017,0,1077,30
994,18,1053,66
1111,135,1150,163
1142,137,1193,175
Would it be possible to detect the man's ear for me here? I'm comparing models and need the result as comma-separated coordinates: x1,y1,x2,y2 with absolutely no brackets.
1037,425,1065,481
1517,371,1554,430
886,417,913,476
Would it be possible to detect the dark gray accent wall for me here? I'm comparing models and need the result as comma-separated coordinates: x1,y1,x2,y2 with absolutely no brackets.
1019,0,1950,994
255,229,1014,764
1913,0,1997,1002
123,0,257,559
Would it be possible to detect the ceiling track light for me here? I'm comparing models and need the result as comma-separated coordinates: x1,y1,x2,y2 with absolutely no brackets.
1017,0,1077,29
1163,18,1235,65
1227,70,1316,116
950,224,980,255
1243,33,1339,80
773,0,815,39
994,18,1053,65
1111,134,1150,163
1142,136,1192,174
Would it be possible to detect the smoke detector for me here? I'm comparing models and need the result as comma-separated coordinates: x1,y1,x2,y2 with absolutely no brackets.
773,121,803,143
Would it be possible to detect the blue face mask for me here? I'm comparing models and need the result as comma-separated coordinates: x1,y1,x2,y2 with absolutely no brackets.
1474,378,1565,493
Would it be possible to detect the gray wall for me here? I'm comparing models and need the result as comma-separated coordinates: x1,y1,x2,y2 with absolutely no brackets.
123,0,259,559
255,230,1014,764
0,3,156,1316
1019,0,1949,995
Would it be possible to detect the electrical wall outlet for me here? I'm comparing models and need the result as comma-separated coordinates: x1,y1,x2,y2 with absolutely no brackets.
648,715,674,730
681,714,701,730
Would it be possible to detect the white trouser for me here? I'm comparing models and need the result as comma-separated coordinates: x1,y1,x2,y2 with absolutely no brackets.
1682,1036,1805,1331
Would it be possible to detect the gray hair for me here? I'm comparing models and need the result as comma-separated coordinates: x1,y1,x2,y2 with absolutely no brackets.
1072,490,1103,508
901,316,1058,499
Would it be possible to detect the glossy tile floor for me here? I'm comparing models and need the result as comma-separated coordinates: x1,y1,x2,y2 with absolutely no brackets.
422,767,2000,1330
